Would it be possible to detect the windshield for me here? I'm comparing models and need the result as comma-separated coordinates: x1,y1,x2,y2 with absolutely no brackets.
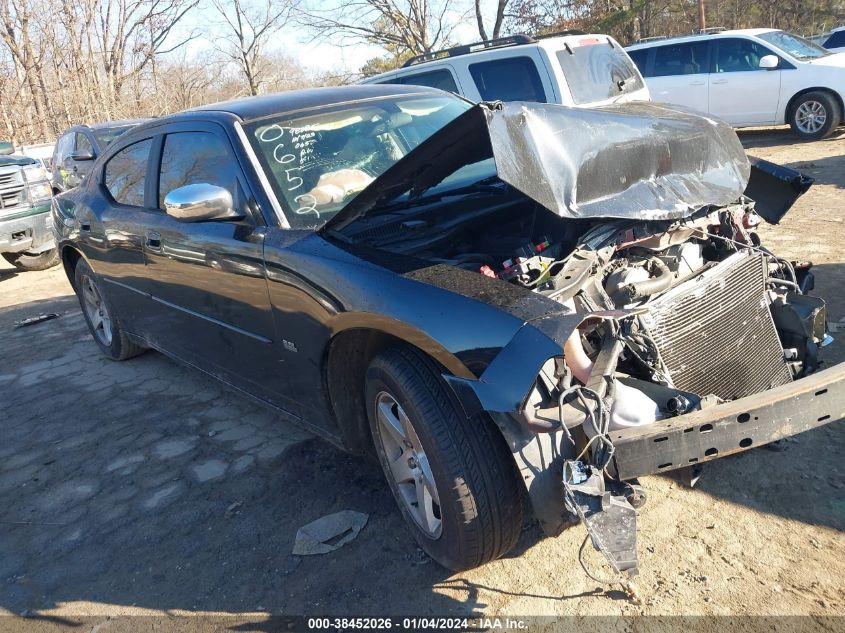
246,93,472,229
555,36,645,105
757,30,831,60
92,126,135,147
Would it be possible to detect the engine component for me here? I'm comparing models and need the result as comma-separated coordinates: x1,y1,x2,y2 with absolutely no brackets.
608,257,673,307
609,380,661,430
641,251,793,399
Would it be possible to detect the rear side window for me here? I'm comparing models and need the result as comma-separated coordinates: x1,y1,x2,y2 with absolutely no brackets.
384,69,459,93
824,31,845,48
555,40,645,105
158,132,237,207
627,48,649,74
104,139,152,207
468,57,547,103
652,41,710,76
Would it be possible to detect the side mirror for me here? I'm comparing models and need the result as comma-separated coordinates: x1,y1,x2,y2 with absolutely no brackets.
0,141,14,155
163,183,243,222
69,150,95,161
759,55,779,70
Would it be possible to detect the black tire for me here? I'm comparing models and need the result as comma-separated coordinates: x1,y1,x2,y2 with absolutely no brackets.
2,248,60,271
365,346,524,571
73,258,145,361
788,91,841,140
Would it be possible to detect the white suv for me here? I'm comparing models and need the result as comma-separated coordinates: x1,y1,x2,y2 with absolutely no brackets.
362,33,650,108
627,29,845,140
816,27,845,54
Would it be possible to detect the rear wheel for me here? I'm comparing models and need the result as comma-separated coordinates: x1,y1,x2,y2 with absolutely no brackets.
74,259,145,361
365,346,524,571
2,247,60,271
789,91,841,140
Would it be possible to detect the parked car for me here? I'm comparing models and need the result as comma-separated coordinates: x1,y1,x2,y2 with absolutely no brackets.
51,119,150,193
0,140,58,271
362,32,650,107
627,29,845,139
814,26,845,54
53,85,841,574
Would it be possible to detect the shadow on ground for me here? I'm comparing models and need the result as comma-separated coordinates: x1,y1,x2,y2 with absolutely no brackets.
739,127,845,150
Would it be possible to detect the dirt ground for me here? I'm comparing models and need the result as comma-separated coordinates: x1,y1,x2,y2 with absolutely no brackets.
1,127,844,627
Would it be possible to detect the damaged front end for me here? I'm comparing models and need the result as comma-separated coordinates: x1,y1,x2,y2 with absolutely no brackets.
332,100,839,577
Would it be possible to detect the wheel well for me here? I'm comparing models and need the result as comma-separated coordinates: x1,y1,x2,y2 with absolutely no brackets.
325,328,431,456
61,245,82,290
785,88,844,123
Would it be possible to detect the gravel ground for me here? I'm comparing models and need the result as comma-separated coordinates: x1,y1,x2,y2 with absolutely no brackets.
0,128,843,625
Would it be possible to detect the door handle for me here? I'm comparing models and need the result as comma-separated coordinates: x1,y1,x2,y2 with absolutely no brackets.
145,231,162,251
712,78,728,85
690,80,706,86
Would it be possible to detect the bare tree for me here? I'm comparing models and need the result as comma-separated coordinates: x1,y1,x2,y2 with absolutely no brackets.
209,0,299,96
304,0,465,57
475,0,511,40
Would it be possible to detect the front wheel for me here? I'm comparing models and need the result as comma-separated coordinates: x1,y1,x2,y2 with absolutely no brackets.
2,247,60,271
789,91,841,140
74,259,145,361
365,346,524,571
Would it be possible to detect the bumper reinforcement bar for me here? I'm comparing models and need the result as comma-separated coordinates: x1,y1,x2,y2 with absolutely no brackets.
611,362,845,480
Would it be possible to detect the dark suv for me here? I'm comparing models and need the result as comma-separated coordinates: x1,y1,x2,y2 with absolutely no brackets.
52,85,841,574
51,119,149,193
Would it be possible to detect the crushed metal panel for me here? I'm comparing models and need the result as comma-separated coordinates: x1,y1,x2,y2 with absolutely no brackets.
485,101,751,220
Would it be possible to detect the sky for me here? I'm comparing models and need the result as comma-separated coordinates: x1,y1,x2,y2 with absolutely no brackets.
175,1,488,76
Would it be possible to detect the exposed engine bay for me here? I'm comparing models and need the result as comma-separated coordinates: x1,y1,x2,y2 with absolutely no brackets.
341,172,828,577
331,100,829,579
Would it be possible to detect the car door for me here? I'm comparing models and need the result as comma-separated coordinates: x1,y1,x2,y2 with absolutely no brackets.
642,40,711,113
708,37,782,125
81,135,157,332
139,123,296,412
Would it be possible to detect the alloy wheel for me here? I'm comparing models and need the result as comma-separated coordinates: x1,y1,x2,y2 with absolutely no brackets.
374,391,442,538
795,100,827,134
81,275,113,346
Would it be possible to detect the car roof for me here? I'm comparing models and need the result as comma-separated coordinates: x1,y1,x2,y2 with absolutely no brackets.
627,28,779,49
188,84,444,121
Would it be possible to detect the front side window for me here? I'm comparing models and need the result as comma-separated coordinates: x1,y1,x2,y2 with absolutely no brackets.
76,133,93,155
385,69,459,93
245,94,471,229
652,41,709,76
469,57,547,103
556,37,644,104
56,134,73,162
104,138,152,207
715,38,776,72
158,132,237,207
757,30,831,60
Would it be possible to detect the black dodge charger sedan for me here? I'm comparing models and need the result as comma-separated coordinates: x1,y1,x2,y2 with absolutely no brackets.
53,84,843,574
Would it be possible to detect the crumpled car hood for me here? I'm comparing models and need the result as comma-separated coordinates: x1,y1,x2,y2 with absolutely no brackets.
326,100,751,230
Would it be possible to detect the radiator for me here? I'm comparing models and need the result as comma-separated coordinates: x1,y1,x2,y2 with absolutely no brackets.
641,251,793,400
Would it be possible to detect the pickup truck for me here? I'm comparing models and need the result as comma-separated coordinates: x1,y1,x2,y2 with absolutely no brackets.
0,141,58,271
